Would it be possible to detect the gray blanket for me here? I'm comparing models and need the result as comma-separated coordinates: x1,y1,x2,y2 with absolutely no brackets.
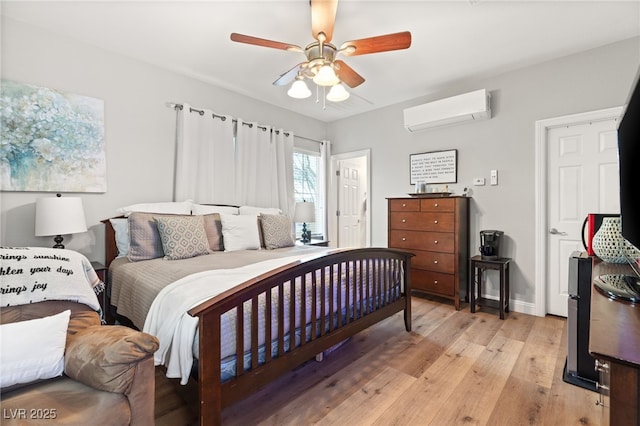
109,245,326,330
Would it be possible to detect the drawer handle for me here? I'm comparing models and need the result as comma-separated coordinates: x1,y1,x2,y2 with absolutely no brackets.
402,203,406,207
434,203,438,207
434,240,438,244
402,219,406,223
434,220,438,224
402,237,406,241
434,260,439,264
434,280,438,284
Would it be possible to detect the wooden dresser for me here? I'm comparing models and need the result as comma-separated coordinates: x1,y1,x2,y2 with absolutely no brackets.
387,196,469,309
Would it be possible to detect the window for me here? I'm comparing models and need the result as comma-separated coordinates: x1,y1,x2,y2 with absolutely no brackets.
293,149,324,240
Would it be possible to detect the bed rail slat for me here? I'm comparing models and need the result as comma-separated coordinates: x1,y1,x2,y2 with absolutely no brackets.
265,289,272,363
235,305,244,377
311,271,318,341
278,283,285,357
300,273,307,346
250,295,259,370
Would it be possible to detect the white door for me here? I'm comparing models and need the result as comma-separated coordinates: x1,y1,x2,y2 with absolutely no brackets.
337,159,362,248
546,118,620,316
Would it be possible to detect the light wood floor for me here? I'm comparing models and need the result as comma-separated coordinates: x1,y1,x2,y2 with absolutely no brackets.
154,296,603,425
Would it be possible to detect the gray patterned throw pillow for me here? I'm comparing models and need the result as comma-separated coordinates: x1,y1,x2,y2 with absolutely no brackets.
154,215,211,260
260,214,295,250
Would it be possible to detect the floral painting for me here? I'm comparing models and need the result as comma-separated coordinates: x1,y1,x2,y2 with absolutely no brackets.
0,80,105,192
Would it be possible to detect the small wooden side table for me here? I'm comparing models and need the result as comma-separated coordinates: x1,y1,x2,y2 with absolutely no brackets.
469,255,511,319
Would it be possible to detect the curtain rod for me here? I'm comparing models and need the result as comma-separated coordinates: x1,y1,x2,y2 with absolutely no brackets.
168,102,324,144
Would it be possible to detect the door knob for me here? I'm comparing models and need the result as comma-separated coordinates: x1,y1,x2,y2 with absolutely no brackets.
549,228,567,235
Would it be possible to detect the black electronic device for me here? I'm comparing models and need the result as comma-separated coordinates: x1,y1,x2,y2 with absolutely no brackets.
618,66,640,251
479,230,503,260
564,251,597,391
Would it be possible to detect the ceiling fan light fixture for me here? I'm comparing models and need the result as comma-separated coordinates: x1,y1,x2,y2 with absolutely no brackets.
313,64,340,86
287,79,312,99
326,83,350,102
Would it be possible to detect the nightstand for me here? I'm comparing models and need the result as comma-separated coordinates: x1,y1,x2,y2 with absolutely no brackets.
90,261,112,323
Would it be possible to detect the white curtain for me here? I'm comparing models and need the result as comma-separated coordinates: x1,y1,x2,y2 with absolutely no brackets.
174,107,294,213
273,129,295,216
234,120,294,214
234,119,271,207
319,139,331,239
174,104,235,204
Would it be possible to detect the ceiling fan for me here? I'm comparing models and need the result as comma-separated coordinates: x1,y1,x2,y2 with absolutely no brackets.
230,0,411,103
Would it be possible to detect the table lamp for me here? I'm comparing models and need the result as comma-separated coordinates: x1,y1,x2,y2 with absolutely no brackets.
294,201,315,244
35,194,87,248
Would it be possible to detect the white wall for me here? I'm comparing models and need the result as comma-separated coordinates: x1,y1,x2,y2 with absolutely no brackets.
2,16,639,312
0,18,326,262
327,37,640,310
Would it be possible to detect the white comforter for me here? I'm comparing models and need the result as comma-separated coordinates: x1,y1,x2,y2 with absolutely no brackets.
143,254,314,384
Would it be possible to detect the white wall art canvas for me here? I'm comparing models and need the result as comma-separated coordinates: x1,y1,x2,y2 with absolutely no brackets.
0,80,106,192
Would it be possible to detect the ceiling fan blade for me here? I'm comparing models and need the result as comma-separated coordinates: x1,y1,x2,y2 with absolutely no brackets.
334,60,365,88
311,0,338,42
340,31,412,56
230,33,302,52
273,63,307,86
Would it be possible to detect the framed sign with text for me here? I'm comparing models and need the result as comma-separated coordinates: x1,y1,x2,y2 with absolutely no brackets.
410,149,457,185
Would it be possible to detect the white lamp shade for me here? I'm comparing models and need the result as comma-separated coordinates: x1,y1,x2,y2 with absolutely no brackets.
313,65,340,87
35,197,87,236
326,83,350,102
294,201,316,223
287,79,312,99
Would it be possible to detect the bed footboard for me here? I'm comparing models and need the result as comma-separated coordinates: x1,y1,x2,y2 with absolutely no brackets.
188,248,413,425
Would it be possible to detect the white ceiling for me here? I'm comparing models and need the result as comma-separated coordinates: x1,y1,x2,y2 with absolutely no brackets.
2,1,639,122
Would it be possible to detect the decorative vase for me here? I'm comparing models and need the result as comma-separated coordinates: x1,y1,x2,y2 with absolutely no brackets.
592,216,640,263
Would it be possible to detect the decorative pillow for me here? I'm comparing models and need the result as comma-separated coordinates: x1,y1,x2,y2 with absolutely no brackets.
109,218,130,258
239,206,282,216
192,204,239,215
116,200,193,217
0,310,71,389
202,214,224,251
260,214,295,249
154,215,211,260
219,214,261,251
127,212,182,262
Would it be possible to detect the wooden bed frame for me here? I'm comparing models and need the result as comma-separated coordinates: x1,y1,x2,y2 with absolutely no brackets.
103,219,413,425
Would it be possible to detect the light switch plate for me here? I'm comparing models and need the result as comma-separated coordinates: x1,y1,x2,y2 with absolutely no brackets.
490,170,498,185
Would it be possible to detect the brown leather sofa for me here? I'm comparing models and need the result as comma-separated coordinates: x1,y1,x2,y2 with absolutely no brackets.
0,300,159,425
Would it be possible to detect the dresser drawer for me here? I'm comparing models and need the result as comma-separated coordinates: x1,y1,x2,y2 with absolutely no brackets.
411,269,455,296
389,199,420,212
389,231,454,253
412,250,455,273
389,212,454,232
420,198,455,212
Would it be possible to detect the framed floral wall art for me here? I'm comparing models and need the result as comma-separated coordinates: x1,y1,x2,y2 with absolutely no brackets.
0,80,106,192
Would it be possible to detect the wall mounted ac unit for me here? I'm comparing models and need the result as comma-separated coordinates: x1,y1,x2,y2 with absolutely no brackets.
403,89,491,132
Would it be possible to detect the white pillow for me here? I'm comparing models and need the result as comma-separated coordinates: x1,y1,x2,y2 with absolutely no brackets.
219,214,261,251
116,200,193,217
192,204,239,215
239,206,282,216
0,310,71,389
109,218,129,258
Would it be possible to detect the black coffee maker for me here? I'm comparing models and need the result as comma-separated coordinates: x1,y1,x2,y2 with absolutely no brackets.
479,230,503,260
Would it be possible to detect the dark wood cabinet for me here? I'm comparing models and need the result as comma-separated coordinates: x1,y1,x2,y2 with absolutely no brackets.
589,261,640,425
387,196,469,309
